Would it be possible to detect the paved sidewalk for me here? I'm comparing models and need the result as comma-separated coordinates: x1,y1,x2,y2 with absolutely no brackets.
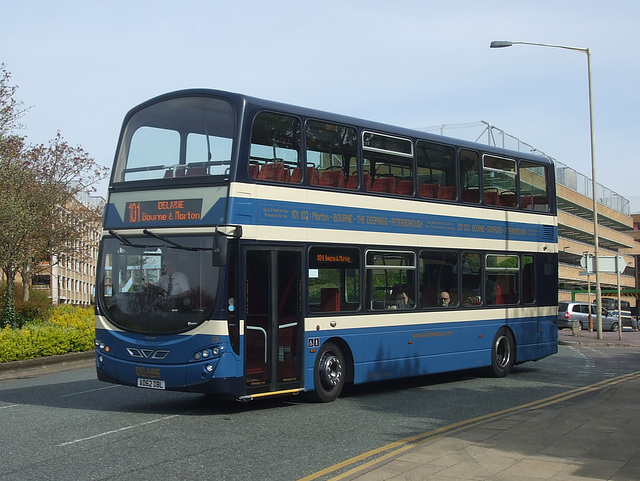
558,326,640,349
336,330,640,481
0,350,94,381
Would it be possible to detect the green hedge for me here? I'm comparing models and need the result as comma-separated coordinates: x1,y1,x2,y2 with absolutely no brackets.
0,305,94,363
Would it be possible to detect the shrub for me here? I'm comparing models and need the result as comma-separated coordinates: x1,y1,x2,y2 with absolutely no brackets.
16,288,53,326
0,305,94,363
0,283,54,328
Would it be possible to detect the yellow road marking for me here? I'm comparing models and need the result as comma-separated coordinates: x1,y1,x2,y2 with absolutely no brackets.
298,371,640,481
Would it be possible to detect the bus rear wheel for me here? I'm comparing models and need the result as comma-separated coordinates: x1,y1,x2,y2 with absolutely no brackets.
312,342,345,402
489,328,515,378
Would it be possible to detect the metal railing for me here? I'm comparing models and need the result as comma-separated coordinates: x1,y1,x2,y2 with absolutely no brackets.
420,121,630,216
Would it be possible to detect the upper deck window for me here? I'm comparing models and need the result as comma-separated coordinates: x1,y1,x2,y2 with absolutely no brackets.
460,149,480,203
363,132,412,157
416,141,457,200
363,132,413,196
482,155,516,206
519,161,549,212
249,112,301,182
113,97,235,183
305,120,357,189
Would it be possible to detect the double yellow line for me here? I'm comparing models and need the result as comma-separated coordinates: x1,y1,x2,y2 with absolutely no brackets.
299,371,640,481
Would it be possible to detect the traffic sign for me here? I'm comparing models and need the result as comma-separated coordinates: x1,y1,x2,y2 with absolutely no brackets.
580,255,626,274
599,256,627,274
580,254,593,273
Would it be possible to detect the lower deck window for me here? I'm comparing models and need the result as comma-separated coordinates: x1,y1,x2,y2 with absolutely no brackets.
486,254,520,305
308,247,359,313
306,245,543,313
366,251,416,310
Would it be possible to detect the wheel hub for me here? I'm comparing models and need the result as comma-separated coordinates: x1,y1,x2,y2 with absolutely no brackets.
495,335,511,368
319,352,342,388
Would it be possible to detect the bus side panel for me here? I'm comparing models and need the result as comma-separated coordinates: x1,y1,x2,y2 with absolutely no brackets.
349,322,491,385
304,320,495,389
304,314,553,391
537,313,558,359
508,316,539,363
508,312,558,363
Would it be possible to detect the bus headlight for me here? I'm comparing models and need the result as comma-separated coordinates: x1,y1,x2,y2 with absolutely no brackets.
192,345,224,362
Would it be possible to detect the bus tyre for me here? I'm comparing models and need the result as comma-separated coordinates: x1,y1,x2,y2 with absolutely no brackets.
489,328,515,378
312,342,345,402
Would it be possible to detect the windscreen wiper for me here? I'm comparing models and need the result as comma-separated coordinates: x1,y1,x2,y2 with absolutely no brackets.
142,229,211,251
108,229,132,246
108,230,157,248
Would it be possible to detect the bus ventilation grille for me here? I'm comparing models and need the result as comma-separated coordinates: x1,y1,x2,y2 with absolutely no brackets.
542,225,556,242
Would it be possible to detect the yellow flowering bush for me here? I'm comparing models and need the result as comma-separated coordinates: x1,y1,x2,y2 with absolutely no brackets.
0,305,94,363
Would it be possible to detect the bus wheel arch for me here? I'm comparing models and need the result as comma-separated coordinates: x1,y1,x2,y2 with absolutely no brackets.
489,327,516,378
310,338,353,402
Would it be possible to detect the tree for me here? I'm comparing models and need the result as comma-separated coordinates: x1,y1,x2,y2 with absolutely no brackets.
0,63,28,137
0,64,108,326
0,64,29,325
0,136,33,324
17,133,107,304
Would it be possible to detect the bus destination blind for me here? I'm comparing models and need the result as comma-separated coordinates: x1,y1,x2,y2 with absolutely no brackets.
126,199,203,224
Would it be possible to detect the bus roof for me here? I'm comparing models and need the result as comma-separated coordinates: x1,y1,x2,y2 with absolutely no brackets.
125,88,555,167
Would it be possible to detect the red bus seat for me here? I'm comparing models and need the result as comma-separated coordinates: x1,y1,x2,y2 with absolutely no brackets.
345,174,358,189
362,173,372,191
396,180,413,196
484,190,499,205
320,288,340,312
461,189,479,203
308,166,320,185
499,193,517,207
370,177,396,194
257,162,285,182
419,183,440,199
438,185,456,200
319,170,346,188
185,166,207,176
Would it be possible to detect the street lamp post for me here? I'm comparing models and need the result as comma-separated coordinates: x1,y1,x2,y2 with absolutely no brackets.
584,251,593,331
490,40,603,339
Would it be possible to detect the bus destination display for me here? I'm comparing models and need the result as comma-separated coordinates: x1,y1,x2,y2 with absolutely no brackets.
126,199,203,224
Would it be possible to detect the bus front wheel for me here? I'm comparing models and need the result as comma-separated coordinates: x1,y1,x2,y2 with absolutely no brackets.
312,342,345,402
489,328,516,378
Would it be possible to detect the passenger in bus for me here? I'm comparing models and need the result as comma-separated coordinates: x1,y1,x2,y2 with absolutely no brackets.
485,276,498,305
439,291,451,307
390,289,414,309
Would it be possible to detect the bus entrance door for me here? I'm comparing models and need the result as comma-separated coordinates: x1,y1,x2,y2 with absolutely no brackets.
244,249,302,395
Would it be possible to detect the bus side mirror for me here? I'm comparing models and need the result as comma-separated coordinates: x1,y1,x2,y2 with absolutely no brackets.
212,234,228,266
212,225,242,266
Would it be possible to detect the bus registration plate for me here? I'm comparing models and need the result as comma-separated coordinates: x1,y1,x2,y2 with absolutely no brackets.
137,378,165,390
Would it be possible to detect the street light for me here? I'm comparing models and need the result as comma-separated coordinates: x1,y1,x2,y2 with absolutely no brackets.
490,40,603,338
584,251,593,331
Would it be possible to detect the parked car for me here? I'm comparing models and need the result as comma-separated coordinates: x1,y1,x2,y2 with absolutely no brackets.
557,302,621,331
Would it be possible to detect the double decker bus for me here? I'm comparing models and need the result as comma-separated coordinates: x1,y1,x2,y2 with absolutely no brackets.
95,89,558,402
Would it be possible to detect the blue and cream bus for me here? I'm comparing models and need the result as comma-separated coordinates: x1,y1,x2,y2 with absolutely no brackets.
95,89,558,402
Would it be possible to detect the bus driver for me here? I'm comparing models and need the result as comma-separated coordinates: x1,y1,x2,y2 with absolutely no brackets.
148,256,191,307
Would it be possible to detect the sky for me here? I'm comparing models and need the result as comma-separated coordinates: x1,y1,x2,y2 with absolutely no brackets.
2,1,639,210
